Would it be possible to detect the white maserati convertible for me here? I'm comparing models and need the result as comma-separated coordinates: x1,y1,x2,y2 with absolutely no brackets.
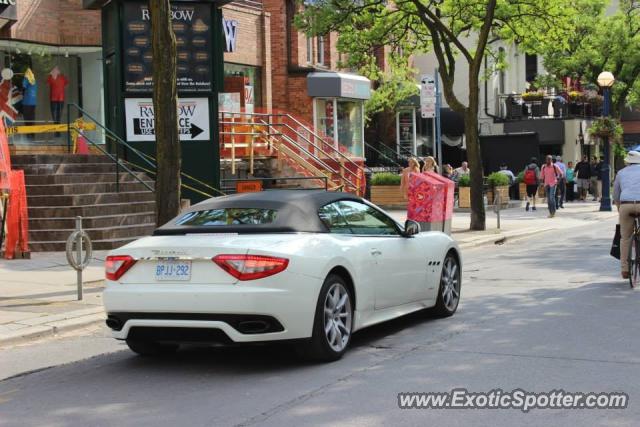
104,190,461,361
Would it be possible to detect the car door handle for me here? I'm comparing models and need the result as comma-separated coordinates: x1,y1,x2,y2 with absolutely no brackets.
370,249,382,256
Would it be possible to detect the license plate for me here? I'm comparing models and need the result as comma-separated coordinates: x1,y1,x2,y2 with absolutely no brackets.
155,260,192,281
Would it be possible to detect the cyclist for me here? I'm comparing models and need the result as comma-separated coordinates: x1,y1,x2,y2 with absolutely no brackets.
613,150,640,279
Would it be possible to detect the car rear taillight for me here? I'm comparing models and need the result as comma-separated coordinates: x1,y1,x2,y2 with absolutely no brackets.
105,255,137,281
213,254,289,281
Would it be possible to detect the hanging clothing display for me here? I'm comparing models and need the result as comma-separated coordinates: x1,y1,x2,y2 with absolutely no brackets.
22,68,37,126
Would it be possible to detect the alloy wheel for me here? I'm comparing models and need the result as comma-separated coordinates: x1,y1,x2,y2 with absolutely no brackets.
323,283,352,352
441,257,460,311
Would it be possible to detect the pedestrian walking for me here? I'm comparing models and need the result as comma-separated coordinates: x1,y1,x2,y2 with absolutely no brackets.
565,161,576,202
554,156,567,208
522,157,540,212
540,155,563,218
613,151,640,279
590,157,600,201
574,155,592,201
400,157,421,200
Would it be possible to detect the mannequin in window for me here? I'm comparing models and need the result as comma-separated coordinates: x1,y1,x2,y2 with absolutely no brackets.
22,68,37,139
47,66,68,136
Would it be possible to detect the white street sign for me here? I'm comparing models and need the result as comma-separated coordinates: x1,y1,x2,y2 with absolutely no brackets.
125,98,210,142
420,74,436,118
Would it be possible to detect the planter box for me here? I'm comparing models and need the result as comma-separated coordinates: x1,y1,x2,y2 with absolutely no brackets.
519,182,527,200
487,185,510,206
458,187,471,208
370,185,405,207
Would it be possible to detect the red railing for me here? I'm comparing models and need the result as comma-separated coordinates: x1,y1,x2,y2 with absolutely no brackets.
219,108,366,196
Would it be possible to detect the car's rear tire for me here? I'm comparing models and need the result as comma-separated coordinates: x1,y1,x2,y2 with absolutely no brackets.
297,274,353,362
125,339,179,357
432,253,461,317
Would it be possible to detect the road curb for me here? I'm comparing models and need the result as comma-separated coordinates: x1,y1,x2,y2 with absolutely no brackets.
457,228,553,249
0,312,105,347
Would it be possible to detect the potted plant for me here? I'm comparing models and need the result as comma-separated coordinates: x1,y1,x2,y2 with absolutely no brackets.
370,172,404,207
588,117,623,140
533,74,562,94
486,172,511,206
516,171,526,200
521,90,545,101
457,174,471,208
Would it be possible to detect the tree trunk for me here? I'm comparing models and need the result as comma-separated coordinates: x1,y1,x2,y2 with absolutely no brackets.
150,0,181,226
465,81,486,231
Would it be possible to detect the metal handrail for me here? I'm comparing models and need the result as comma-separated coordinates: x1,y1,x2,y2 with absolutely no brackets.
67,103,156,171
220,111,366,177
68,103,225,198
76,131,154,193
364,142,403,169
252,119,362,186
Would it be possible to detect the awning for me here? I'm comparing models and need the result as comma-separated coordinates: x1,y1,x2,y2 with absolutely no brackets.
307,72,371,100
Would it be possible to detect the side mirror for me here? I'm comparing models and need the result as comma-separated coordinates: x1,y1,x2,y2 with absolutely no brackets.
403,220,421,237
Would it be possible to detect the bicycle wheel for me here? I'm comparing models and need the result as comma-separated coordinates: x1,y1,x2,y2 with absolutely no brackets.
630,232,640,289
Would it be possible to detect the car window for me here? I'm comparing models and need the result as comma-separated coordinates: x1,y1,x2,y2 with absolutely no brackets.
318,203,352,234
176,208,277,226
335,201,400,236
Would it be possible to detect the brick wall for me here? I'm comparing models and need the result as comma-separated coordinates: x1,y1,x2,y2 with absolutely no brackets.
263,0,343,125
223,5,263,67
11,0,100,46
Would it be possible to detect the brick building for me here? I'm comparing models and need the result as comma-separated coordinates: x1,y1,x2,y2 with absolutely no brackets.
261,0,371,158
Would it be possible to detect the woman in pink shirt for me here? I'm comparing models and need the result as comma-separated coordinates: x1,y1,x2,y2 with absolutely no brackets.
540,155,563,217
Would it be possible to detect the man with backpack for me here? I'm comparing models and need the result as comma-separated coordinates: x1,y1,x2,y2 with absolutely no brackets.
541,155,564,218
522,157,540,212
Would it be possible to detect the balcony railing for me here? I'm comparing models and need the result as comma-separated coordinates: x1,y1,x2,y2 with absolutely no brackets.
497,94,602,121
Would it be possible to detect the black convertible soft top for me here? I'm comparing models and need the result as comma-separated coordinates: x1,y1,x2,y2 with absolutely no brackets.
154,190,365,235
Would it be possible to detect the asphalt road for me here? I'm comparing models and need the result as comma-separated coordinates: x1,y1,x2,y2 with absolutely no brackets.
1,217,638,427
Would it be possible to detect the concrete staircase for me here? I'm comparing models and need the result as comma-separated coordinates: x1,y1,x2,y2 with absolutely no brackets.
11,154,156,252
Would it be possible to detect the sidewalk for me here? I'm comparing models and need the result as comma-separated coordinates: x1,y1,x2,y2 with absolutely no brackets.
388,200,616,248
0,201,616,347
0,251,108,346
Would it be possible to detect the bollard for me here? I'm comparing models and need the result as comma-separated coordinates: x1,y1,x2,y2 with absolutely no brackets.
66,216,93,300
493,191,502,230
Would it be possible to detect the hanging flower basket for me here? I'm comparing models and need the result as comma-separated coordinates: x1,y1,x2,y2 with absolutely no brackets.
588,117,623,141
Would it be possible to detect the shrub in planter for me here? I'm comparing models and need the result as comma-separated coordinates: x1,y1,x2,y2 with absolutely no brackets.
486,172,510,205
487,172,510,187
457,174,471,208
370,172,404,206
371,172,401,186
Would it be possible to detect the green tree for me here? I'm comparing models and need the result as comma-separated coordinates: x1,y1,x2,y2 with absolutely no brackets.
150,0,181,226
299,0,588,230
542,0,640,115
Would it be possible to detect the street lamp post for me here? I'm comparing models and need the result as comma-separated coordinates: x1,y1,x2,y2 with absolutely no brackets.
597,71,615,212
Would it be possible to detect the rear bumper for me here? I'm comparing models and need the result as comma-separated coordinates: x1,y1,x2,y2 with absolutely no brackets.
103,274,321,342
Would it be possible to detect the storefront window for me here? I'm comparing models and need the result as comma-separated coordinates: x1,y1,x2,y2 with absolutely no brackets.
223,63,262,109
0,44,104,144
337,100,363,157
316,98,335,139
315,98,364,157
397,109,416,155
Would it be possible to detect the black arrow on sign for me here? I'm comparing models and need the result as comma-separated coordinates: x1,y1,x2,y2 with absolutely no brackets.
190,124,204,139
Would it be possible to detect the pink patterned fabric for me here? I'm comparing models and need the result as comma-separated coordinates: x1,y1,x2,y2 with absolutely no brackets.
407,172,455,223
